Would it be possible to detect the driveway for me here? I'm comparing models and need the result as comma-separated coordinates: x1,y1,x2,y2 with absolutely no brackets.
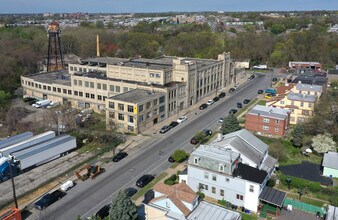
279,161,332,185
279,209,322,220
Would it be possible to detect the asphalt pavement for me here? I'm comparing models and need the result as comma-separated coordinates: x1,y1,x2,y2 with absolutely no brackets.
24,72,275,220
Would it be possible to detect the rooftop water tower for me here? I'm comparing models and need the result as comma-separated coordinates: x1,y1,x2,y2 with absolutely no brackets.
47,21,65,71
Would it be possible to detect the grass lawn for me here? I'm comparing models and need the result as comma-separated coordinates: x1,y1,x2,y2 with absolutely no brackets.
236,98,258,116
257,100,266,106
286,194,326,207
132,172,168,201
242,213,258,220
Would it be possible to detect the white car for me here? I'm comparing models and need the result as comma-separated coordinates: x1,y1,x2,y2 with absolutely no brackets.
177,116,187,123
207,100,214,106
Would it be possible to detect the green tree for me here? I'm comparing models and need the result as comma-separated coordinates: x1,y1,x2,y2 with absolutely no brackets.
311,133,336,154
110,190,138,220
172,149,189,162
268,141,287,162
270,24,286,35
291,124,304,148
221,114,241,135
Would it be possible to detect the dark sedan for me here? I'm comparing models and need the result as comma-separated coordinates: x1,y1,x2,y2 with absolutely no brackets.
35,190,64,210
213,96,220,102
159,125,171,133
229,88,236,93
218,92,226,98
136,174,155,188
229,109,238,114
112,151,128,162
124,187,138,197
199,103,208,110
169,121,179,128
168,155,175,163
95,204,110,219
258,89,264,94
243,99,251,104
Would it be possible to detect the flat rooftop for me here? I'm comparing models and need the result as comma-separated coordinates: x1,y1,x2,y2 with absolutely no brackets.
23,70,71,86
109,89,165,103
287,92,317,102
187,201,241,220
248,105,290,120
191,144,240,164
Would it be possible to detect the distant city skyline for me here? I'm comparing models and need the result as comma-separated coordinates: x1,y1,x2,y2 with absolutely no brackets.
1,0,337,14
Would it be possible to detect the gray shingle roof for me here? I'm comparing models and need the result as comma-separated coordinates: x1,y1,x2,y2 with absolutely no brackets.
187,201,241,220
295,83,322,92
248,105,289,120
287,92,317,102
212,129,268,165
323,152,338,169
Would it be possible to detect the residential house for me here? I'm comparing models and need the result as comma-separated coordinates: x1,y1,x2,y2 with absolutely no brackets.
292,82,323,97
144,182,241,220
181,143,271,212
245,105,291,137
291,73,328,91
288,61,322,71
326,205,338,220
322,152,338,178
276,83,294,96
267,92,317,124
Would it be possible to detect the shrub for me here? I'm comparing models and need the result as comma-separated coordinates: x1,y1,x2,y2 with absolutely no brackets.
172,149,189,162
267,178,276,187
218,199,227,206
196,191,205,199
164,174,177,186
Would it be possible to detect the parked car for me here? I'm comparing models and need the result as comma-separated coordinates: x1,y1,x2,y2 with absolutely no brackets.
229,109,238,114
136,174,155,188
213,96,220,102
168,155,175,163
229,88,236,93
202,129,212,136
237,102,243,108
60,180,74,192
34,190,64,210
218,92,226,98
47,101,60,109
160,125,171,133
272,77,278,82
112,151,128,162
248,75,255,80
23,97,38,105
169,121,179,128
191,129,212,145
243,99,251,104
124,187,138,197
177,116,187,123
265,94,273,99
207,100,214,106
95,204,110,219
219,118,224,123
190,137,198,145
258,89,264,94
32,99,51,108
199,103,208,110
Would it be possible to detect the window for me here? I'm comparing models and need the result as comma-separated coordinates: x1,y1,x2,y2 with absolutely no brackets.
78,80,82,86
263,126,269,131
97,83,101,90
146,102,151,109
194,157,199,165
127,126,134,132
116,86,120,93
85,81,89,88
90,82,94,88
68,90,72,95
128,116,134,123
146,111,151,119
280,100,285,105
109,112,114,118
249,185,254,193
43,85,46,90
263,118,270,123
219,164,224,171
159,96,165,104
153,99,158,106
90,94,95,99
74,91,78,96
47,86,51,91
118,103,124,111
303,110,309,116
79,67,82,72
118,113,124,121
153,108,158,115
79,92,83,97
110,85,114,92
220,189,224,196
74,67,77,71
155,73,161,78
102,84,107,91
308,103,312,108
109,102,115,109
275,119,279,125
226,178,230,182
123,87,128,92
103,96,107,101
291,101,295,105
212,175,217,181
139,105,144,112
204,172,209,179
236,194,243,200
85,93,89,98
300,102,304,107
98,95,102,100
149,73,154,77
70,66,73,71
275,128,279,132
199,183,208,190
159,105,165,113
74,79,77,85
39,84,41,89
139,115,144,122
212,187,216,194
128,105,133,113
57,88,61,93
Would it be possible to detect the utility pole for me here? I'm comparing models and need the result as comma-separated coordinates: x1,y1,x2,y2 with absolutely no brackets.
8,158,18,208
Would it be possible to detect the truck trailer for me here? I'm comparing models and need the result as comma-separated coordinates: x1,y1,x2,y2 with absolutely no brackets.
0,131,55,158
0,132,33,150
0,135,76,182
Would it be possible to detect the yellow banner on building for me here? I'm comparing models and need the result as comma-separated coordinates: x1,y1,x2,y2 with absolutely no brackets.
134,106,138,114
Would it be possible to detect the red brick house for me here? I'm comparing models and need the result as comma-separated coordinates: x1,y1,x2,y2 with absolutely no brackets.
245,105,291,137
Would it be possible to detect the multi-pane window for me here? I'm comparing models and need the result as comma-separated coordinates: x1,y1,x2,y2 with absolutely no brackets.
110,85,114,92
102,84,107,91
109,112,114,118
212,187,216,194
97,83,101,90
263,126,269,130
118,113,124,121
204,172,209,179
58,88,61,93
159,96,165,103
90,82,94,88
85,93,89,98
212,175,217,181
159,106,165,113
118,103,124,111
53,87,56,92
79,92,83,97
139,115,144,122
98,95,102,100
194,157,199,165
68,90,72,95
109,102,115,109
263,118,270,123
220,189,224,196
90,94,95,99
116,86,120,93
128,105,134,113
85,81,89,87
236,194,243,200
153,99,158,106
123,87,128,92
146,111,151,119
78,80,82,86
139,105,144,112
219,164,224,171
146,102,151,109
128,116,134,123
63,89,67,94
249,185,254,193
43,85,47,90
275,119,280,125
74,79,77,85
74,91,78,96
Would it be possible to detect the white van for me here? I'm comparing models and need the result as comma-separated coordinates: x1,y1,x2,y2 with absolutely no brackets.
60,180,74,192
47,101,60,109
78,108,94,117
32,100,51,108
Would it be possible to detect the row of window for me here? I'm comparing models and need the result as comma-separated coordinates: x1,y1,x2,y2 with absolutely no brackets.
280,100,313,108
198,183,248,199
109,96,165,113
263,126,279,133
149,73,161,78
263,118,280,125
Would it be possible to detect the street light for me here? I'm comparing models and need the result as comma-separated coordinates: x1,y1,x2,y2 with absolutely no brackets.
286,178,292,190
8,157,18,208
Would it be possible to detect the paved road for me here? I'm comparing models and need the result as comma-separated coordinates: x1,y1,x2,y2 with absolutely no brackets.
26,73,273,220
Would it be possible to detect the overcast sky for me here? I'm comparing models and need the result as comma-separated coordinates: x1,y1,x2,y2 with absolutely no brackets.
1,0,337,14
